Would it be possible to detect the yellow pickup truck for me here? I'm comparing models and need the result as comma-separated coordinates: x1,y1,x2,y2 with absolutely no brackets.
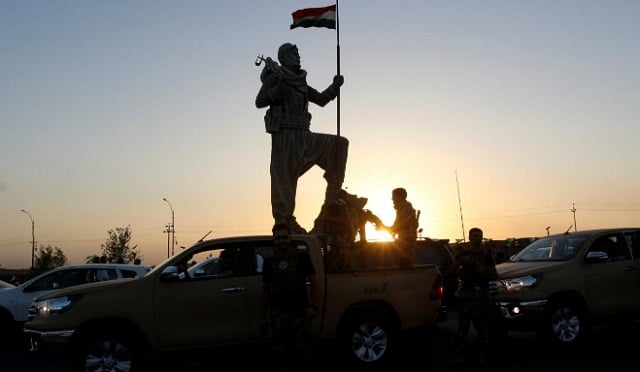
25,234,445,370
491,228,640,345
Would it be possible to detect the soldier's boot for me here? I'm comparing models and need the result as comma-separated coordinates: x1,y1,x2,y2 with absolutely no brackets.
474,338,489,366
447,335,467,365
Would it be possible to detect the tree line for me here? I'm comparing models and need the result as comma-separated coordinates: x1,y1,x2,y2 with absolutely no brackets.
30,226,142,275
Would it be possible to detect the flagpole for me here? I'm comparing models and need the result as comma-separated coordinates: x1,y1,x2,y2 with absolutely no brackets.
336,0,341,137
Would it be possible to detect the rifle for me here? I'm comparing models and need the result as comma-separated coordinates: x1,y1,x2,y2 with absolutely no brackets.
255,55,285,79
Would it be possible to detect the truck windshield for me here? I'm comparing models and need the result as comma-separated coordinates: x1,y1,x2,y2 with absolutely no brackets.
511,234,589,262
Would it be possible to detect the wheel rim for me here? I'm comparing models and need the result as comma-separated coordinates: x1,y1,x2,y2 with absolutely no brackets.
551,306,580,342
351,322,388,362
85,340,133,372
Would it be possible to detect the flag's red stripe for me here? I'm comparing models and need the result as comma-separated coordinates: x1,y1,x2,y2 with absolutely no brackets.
292,5,336,21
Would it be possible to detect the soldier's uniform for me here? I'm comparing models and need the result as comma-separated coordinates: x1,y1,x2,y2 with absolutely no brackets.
255,43,348,234
263,246,316,372
389,198,418,267
450,246,498,364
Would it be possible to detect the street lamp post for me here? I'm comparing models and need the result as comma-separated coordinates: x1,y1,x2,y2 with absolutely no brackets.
20,209,36,269
163,198,175,257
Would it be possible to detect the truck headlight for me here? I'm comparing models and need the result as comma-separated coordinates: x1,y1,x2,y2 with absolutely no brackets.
496,273,542,293
30,294,82,319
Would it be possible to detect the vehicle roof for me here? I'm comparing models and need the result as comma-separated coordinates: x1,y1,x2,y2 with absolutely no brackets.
191,233,324,248
547,227,640,238
52,263,151,270
24,264,150,283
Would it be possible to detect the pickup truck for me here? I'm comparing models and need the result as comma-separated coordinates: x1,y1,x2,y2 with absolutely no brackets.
25,234,445,370
0,263,150,348
490,227,640,345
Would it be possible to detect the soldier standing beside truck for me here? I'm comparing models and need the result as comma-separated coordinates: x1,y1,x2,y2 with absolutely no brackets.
262,222,320,372
449,227,498,366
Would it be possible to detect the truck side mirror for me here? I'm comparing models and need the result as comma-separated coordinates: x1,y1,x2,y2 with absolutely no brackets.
585,251,608,264
160,266,180,282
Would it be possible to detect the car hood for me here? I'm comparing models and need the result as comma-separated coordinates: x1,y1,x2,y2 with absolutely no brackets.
496,261,565,279
34,278,136,301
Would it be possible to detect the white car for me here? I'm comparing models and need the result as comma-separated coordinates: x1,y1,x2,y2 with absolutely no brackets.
0,280,16,290
0,264,150,338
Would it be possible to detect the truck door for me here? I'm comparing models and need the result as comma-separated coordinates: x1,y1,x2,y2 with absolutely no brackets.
154,244,249,348
623,230,640,311
584,232,638,314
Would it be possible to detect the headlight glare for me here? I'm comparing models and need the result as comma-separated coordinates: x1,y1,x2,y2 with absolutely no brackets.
498,273,542,293
31,294,82,318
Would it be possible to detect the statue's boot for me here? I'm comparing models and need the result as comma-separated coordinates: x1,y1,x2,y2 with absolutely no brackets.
287,216,307,234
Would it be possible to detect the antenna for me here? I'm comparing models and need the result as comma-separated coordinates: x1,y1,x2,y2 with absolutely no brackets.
198,230,212,243
455,170,466,242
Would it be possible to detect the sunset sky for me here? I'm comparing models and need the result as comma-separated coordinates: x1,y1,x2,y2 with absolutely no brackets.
2,1,639,269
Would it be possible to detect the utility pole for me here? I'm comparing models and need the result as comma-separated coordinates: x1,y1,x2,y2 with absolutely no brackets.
164,223,171,258
571,203,577,232
163,198,175,256
20,209,36,269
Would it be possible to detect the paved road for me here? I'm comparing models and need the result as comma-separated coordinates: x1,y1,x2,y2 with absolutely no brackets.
2,312,638,371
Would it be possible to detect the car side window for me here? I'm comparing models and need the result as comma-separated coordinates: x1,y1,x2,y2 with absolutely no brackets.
218,248,239,277
624,231,639,260
25,272,60,292
87,269,117,282
185,246,238,279
121,269,141,278
25,269,85,292
608,234,630,261
255,246,274,275
590,234,630,262
183,240,275,280
52,269,87,289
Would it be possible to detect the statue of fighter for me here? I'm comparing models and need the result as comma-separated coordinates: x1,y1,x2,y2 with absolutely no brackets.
255,43,348,234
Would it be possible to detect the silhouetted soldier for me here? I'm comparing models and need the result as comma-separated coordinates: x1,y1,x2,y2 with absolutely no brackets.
449,227,498,366
371,188,419,267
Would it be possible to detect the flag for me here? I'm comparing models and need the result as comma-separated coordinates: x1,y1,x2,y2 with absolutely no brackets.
290,5,336,30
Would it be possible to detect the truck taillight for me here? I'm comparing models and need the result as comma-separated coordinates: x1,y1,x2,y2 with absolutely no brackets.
429,274,444,300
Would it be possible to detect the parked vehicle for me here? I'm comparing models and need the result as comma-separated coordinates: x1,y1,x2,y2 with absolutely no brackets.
0,263,150,346
0,280,16,290
490,228,640,345
361,238,455,305
25,234,445,371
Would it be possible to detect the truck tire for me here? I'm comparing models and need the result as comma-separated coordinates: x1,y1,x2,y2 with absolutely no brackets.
541,299,588,345
341,313,397,368
72,330,145,372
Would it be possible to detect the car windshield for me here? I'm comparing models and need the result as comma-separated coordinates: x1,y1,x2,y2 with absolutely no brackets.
511,234,589,262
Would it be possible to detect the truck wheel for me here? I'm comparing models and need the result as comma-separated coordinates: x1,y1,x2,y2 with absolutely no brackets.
341,314,396,368
542,299,587,345
73,331,144,372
